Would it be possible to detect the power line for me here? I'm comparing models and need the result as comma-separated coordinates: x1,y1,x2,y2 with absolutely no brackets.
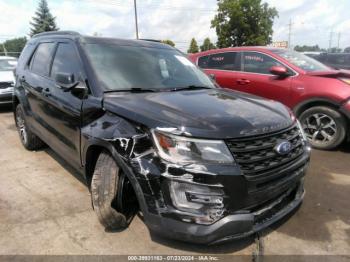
329,30,333,51
287,19,293,49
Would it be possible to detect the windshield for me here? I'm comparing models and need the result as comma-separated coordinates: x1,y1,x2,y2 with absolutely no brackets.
271,49,330,72
0,59,17,71
84,43,215,91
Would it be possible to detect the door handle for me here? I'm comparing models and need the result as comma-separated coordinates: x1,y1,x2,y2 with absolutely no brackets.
236,79,250,85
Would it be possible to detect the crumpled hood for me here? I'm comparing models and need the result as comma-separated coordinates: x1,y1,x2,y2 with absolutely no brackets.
103,88,294,139
0,71,15,83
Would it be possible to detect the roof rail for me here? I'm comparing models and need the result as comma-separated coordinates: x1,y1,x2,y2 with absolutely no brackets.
139,39,162,43
32,31,80,39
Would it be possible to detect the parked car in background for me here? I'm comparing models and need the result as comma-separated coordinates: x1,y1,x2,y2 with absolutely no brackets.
189,47,350,150
315,53,350,70
302,51,324,60
0,56,17,105
14,31,310,244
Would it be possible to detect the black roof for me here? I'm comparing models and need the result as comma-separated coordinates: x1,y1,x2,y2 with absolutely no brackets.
31,31,172,49
32,30,81,39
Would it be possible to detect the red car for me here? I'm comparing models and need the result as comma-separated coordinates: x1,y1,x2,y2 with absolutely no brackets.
189,47,350,150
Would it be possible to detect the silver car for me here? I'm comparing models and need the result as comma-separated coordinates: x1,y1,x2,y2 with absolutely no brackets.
0,56,17,105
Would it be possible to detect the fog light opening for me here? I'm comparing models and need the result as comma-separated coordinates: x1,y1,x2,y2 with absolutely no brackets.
169,180,225,224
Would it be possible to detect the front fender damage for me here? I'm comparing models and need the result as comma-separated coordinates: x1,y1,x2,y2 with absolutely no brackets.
82,113,227,224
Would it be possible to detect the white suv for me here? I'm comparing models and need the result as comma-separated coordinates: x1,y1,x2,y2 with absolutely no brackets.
0,56,17,105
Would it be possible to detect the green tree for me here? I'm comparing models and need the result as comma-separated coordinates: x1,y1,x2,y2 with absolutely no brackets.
343,46,350,53
294,45,322,52
211,0,278,48
0,37,27,57
30,0,59,37
187,38,199,53
200,38,216,52
161,40,175,47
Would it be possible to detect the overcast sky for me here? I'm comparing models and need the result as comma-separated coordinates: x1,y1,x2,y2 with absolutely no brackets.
1,0,350,51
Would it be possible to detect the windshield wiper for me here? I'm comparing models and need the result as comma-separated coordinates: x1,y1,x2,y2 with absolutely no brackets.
169,85,213,92
104,88,157,93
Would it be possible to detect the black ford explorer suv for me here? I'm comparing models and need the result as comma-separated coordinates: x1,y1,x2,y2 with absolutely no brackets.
14,31,311,245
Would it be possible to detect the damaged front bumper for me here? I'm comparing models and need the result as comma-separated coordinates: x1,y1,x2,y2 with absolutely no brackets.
129,147,309,245
119,124,310,245
143,180,304,245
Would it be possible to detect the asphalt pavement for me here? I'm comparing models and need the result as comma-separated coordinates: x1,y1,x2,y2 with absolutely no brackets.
0,105,349,259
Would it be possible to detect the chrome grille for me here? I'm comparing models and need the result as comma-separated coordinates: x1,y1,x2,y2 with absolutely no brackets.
226,125,304,177
0,82,13,89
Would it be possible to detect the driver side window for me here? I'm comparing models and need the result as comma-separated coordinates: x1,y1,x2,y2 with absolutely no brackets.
51,43,81,82
243,52,283,75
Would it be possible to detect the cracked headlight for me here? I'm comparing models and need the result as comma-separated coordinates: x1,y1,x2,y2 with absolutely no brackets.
152,130,234,164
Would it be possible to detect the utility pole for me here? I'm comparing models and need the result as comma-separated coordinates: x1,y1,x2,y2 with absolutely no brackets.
134,0,139,39
288,19,292,49
329,30,333,52
1,43,8,56
337,32,341,52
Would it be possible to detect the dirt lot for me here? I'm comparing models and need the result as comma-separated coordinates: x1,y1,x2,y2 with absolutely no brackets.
0,105,349,258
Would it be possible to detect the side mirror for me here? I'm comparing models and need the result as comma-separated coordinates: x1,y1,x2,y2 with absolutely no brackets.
270,66,289,77
55,73,79,91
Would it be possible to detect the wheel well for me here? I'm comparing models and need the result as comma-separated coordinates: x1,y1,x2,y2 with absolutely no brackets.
13,96,20,123
294,99,350,142
13,96,19,107
13,96,20,112
85,145,104,189
85,145,140,217
294,100,340,117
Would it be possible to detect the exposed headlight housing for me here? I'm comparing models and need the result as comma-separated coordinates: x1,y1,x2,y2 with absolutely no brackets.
151,130,234,164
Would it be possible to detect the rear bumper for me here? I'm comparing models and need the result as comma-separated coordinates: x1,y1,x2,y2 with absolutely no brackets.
144,181,304,245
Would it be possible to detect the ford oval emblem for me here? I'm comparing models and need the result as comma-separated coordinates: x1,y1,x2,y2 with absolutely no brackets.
275,141,292,155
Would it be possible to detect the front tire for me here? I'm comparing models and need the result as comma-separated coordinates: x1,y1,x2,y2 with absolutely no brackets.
91,151,137,231
15,104,45,150
299,106,347,150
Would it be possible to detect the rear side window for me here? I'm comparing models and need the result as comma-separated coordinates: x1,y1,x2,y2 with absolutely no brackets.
207,52,240,70
17,43,35,71
51,43,81,80
30,42,55,76
198,55,209,68
243,52,283,74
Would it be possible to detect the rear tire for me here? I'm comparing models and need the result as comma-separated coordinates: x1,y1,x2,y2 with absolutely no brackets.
299,106,347,150
91,151,135,231
15,104,45,151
